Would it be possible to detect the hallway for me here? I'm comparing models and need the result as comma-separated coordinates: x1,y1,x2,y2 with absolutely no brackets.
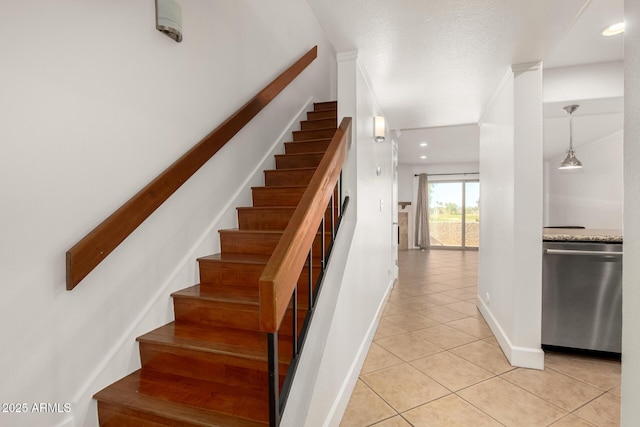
340,249,621,426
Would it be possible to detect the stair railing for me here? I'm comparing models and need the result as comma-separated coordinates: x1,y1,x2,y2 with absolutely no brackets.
65,46,319,290
259,116,352,426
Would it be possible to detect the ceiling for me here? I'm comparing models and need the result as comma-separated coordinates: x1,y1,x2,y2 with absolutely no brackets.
307,0,624,166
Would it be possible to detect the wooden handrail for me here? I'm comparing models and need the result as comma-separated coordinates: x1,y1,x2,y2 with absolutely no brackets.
259,117,352,333
66,46,318,290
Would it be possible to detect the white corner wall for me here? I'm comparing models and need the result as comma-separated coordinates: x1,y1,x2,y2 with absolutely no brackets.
622,2,640,425
545,132,623,229
0,2,335,426
282,51,395,427
478,64,544,370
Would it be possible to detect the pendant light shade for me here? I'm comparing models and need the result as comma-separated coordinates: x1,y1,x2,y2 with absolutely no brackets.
559,104,583,170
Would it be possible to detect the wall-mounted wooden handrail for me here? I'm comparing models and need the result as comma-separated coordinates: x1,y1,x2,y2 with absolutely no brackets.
66,46,318,290
259,117,352,333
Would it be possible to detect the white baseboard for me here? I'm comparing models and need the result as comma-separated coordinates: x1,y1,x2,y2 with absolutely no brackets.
477,297,544,370
325,278,395,427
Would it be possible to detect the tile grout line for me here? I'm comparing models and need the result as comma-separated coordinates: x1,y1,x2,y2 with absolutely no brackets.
343,250,619,426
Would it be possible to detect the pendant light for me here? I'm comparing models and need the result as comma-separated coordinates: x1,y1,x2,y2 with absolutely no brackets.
559,104,583,170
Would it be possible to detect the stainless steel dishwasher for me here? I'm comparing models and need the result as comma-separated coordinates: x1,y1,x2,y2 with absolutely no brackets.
542,241,623,354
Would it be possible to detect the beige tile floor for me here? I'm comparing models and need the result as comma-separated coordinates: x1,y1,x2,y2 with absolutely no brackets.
340,249,621,427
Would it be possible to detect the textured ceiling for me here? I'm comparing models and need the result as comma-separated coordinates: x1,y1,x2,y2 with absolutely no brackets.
309,0,589,129
307,0,624,166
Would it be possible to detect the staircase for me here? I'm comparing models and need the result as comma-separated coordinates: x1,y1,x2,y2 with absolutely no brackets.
93,101,339,426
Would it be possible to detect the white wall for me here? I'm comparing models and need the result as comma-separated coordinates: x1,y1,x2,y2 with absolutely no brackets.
283,51,395,426
398,165,414,204
544,61,624,103
622,2,640,425
545,132,623,229
0,2,335,426
477,64,544,370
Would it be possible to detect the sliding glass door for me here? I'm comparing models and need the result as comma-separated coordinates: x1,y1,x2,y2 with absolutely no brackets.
428,181,479,249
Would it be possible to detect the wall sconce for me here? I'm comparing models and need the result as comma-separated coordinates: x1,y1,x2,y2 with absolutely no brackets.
374,116,385,142
156,0,183,42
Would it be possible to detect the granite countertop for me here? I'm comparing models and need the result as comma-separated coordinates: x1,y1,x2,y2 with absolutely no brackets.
543,228,623,243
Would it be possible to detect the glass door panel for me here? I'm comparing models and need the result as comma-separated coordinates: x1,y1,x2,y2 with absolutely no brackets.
464,182,480,248
428,182,463,247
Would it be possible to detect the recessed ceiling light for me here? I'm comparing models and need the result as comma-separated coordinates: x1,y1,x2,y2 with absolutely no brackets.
420,155,427,159
602,22,624,36
420,142,428,147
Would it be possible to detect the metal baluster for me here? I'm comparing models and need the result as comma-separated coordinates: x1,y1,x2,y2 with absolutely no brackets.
292,287,298,358
268,333,280,427
338,178,342,218
330,192,335,240
320,217,326,272
338,173,343,217
308,248,313,310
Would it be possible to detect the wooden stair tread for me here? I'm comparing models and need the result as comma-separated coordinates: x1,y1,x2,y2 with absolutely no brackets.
137,321,292,363
197,253,272,265
237,206,298,211
196,253,316,269
251,184,307,190
219,228,286,235
263,166,317,173
285,138,332,144
293,127,336,132
94,369,268,426
172,284,260,305
274,151,325,158
219,228,330,237
239,205,332,212
173,284,311,308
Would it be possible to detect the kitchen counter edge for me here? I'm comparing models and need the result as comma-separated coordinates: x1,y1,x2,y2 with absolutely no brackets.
543,228,623,243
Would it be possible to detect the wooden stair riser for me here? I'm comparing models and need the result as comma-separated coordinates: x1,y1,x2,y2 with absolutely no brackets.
292,128,336,141
219,230,330,258
97,401,196,427
251,185,339,209
264,168,315,186
237,207,332,230
138,343,289,388
275,152,324,169
172,297,307,334
251,186,306,206
284,139,332,154
307,109,336,120
198,260,264,287
314,101,337,111
96,370,270,425
300,118,337,130
198,258,321,290
97,401,267,427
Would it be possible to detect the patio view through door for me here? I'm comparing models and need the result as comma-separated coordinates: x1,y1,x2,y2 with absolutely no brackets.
429,181,479,248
